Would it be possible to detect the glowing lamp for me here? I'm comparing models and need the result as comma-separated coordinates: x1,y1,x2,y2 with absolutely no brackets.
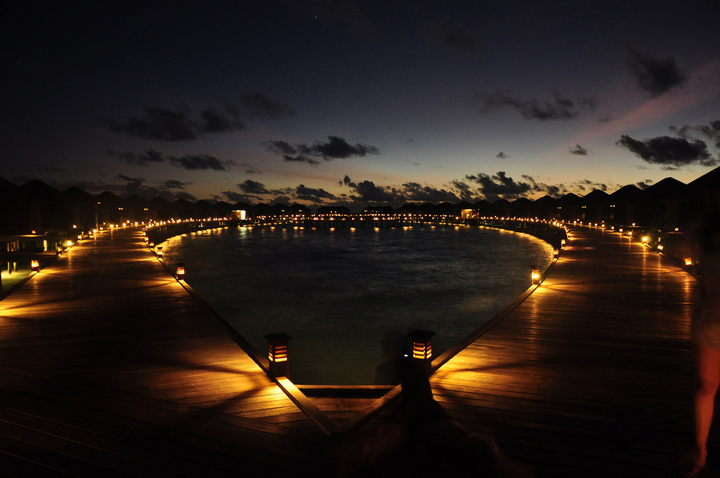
553,249,559,259
642,236,649,244
657,244,664,252
149,241,155,248
531,268,540,285
560,239,566,249
408,329,435,374
176,263,185,281
265,333,291,378
685,258,693,266
156,247,163,259
31,259,40,272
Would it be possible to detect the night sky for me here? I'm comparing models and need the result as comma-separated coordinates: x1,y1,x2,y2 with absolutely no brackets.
3,1,720,210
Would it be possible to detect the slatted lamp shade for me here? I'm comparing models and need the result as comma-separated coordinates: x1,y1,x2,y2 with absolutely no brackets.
265,333,291,378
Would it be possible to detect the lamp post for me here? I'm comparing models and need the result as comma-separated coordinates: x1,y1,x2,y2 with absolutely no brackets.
531,268,540,285
31,259,40,272
408,329,435,375
176,263,185,281
265,333,291,378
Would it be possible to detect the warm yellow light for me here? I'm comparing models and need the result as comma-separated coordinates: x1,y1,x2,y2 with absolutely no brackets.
412,343,432,360
31,260,40,272
268,344,288,362
531,269,540,285
642,236,649,243
685,258,693,266
176,264,185,280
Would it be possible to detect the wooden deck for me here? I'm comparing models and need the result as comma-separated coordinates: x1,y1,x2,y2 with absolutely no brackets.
0,223,704,476
430,225,699,477
0,227,333,476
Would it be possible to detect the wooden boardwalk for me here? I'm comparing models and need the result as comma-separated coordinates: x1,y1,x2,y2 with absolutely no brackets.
0,227,333,476
430,225,699,477
0,223,704,477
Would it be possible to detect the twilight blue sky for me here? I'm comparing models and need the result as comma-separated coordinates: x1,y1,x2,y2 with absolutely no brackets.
3,0,720,209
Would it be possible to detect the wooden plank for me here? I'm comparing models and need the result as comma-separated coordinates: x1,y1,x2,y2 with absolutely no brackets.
428,225,697,477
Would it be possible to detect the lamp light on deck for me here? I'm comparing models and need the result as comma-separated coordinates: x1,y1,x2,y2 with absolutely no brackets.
531,268,540,285
265,333,291,378
149,241,155,248
657,244,664,252
156,247,163,259
176,263,185,281
31,259,40,272
685,257,693,266
642,236,649,244
553,248,559,259
560,239,566,249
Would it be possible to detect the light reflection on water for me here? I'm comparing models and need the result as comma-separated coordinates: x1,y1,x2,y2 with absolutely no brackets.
163,225,553,384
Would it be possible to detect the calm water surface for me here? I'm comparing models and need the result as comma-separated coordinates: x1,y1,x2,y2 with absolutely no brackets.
162,224,552,384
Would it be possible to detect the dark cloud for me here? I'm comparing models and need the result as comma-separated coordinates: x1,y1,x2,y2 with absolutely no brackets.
284,154,321,166
474,90,596,121
421,18,480,55
569,144,588,156
238,92,297,119
199,106,246,133
238,179,270,195
106,106,199,141
635,180,653,190
521,175,567,198
222,190,256,203
341,175,357,188
263,140,297,155
626,46,686,97
450,180,476,201
168,154,234,171
572,179,608,192
295,184,336,201
106,93,292,141
616,135,716,168
402,182,461,202
465,171,534,200
353,180,400,202
313,136,380,159
117,174,144,187
107,149,164,166
114,174,197,201
496,152,510,159
670,120,720,148
264,136,380,164
162,180,189,189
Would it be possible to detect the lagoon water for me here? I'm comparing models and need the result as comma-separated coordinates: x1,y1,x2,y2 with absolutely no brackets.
161,224,553,385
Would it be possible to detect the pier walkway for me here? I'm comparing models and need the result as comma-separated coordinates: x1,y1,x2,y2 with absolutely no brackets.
430,225,699,477
0,227,333,476
0,223,703,477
